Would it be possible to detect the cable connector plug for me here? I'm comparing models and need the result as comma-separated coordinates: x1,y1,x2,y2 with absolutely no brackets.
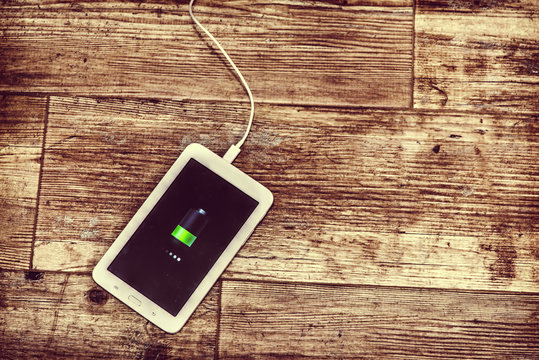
223,144,241,163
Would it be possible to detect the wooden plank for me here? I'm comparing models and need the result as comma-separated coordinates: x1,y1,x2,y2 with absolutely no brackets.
414,0,539,113
34,96,538,292
0,96,46,270
218,280,539,359
0,269,218,359
0,0,413,107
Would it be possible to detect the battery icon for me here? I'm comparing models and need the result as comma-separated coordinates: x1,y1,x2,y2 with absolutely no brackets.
171,208,209,247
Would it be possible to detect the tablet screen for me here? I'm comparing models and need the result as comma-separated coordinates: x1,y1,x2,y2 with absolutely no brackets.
108,158,259,315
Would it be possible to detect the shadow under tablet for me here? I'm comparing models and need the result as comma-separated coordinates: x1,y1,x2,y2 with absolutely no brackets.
107,159,259,315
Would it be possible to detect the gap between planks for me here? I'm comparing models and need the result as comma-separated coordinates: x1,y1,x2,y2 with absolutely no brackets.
15,269,539,297
30,96,50,270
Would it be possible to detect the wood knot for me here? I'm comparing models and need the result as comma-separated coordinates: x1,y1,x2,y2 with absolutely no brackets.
432,144,441,153
87,288,109,305
490,246,517,280
480,243,517,280
24,271,44,281
143,344,170,360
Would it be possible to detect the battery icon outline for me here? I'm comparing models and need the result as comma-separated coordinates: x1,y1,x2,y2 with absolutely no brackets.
171,208,208,247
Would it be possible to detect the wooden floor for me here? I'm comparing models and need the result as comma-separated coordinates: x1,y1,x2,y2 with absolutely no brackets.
1,0,538,358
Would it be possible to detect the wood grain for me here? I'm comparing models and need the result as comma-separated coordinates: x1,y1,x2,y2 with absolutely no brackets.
0,96,46,270
1,1,538,358
414,0,539,112
0,269,218,359
0,0,413,107
33,96,538,292
218,280,539,359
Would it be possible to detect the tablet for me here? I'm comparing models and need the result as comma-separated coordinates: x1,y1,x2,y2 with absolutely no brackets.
92,143,273,333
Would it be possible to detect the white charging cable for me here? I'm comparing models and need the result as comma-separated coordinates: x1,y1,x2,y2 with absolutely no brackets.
189,0,254,163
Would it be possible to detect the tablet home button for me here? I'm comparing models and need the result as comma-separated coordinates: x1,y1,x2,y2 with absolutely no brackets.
128,295,141,306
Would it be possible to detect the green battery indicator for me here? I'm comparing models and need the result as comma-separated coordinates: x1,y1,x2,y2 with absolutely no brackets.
171,208,208,247
171,226,197,247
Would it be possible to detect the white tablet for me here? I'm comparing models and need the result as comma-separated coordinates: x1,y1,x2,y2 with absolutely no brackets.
92,143,273,333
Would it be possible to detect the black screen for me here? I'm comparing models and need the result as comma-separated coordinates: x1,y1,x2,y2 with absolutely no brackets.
108,159,259,315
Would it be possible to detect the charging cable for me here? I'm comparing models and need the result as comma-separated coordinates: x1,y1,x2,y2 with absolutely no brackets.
188,0,254,163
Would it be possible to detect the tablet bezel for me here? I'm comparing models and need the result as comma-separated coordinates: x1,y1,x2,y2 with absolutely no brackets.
92,143,273,333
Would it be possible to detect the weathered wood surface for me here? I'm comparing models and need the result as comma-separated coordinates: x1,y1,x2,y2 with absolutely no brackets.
414,0,539,113
0,270,218,359
33,96,539,292
0,0,413,107
0,96,45,270
219,280,539,359
1,0,538,358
